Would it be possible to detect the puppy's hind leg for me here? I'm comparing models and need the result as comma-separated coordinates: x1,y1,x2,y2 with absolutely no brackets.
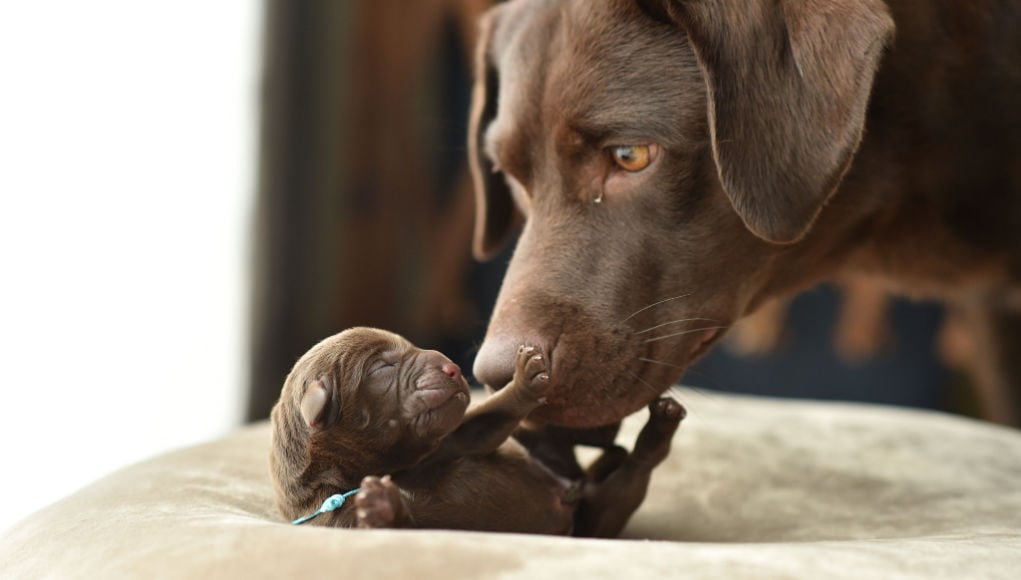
573,398,685,538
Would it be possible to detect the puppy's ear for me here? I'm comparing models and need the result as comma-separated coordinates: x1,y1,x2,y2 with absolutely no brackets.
469,8,520,260
640,0,893,243
300,376,337,430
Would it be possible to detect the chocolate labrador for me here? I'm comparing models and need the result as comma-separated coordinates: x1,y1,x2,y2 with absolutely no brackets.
269,327,684,536
468,0,1021,426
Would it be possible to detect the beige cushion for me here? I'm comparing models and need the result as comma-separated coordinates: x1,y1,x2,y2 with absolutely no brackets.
2,390,1020,578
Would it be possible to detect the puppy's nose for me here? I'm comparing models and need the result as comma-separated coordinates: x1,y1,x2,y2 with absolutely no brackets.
441,361,461,379
473,336,520,390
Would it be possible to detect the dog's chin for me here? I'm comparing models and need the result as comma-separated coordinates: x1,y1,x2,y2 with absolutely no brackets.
522,359,667,428
414,378,471,437
528,395,652,428
529,328,723,428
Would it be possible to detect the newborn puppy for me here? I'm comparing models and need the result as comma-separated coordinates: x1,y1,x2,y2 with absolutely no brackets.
269,327,684,537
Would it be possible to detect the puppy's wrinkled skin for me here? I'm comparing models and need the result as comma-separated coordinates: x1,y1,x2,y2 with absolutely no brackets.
469,0,1021,426
269,327,683,536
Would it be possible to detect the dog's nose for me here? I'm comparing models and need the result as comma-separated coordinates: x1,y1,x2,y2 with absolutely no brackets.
472,336,520,390
422,350,462,380
440,361,461,379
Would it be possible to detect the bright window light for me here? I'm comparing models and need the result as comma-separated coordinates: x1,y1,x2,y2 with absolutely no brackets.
0,1,260,532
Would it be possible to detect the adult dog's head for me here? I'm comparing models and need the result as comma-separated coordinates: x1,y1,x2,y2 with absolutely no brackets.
469,0,893,426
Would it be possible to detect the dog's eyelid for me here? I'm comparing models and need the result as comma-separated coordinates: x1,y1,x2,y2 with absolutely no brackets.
366,354,398,375
572,116,680,151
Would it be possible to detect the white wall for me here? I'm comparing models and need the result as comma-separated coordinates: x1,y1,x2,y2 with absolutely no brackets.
0,1,260,532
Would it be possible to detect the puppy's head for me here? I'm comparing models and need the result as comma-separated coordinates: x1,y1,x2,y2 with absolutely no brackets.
269,327,469,518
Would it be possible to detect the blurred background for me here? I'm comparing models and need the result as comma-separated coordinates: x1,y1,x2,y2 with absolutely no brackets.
0,1,258,531
0,0,979,533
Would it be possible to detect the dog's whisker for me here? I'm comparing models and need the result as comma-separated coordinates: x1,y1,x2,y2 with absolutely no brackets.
631,360,709,420
625,369,666,398
666,385,703,420
641,359,718,406
638,356,686,370
620,292,693,323
634,317,720,335
676,368,730,407
643,325,731,344
666,384,710,421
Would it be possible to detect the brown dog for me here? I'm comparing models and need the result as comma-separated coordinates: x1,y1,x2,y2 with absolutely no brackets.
468,0,1021,426
269,327,684,536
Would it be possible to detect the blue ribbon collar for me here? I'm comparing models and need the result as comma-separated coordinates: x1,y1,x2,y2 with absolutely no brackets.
291,488,361,525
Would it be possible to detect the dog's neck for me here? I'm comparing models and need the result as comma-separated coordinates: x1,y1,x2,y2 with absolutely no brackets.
750,0,1021,304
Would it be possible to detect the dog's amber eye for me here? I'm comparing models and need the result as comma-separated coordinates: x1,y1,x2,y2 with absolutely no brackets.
610,145,654,172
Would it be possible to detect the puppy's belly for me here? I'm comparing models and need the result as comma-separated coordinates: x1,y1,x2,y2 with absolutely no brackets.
399,441,576,535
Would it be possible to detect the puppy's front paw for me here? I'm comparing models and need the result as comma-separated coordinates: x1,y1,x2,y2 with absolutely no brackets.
631,397,685,466
513,345,551,401
649,396,686,424
355,475,401,529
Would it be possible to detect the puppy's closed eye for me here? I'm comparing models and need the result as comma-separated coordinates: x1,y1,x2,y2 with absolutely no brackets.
367,360,396,376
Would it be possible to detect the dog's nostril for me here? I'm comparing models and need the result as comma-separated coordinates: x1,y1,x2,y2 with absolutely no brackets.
441,362,461,379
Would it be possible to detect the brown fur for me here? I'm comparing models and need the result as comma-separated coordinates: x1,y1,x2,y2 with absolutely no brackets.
469,0,1021,426
269,327,684,536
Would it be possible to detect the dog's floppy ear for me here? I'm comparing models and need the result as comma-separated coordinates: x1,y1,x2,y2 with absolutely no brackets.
300,376,338,430
469,8,519,260
638,0,894,243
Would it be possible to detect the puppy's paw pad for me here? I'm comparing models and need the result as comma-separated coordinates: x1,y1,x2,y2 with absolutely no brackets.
355,476,398,529
649,397,686,423
515,345,551,395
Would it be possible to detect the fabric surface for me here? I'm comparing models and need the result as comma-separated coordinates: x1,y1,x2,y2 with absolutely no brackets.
2,390,1020,579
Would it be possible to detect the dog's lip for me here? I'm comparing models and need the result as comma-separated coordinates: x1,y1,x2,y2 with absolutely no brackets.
415,375,470,408
416,374,469,392
417,385,468,410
